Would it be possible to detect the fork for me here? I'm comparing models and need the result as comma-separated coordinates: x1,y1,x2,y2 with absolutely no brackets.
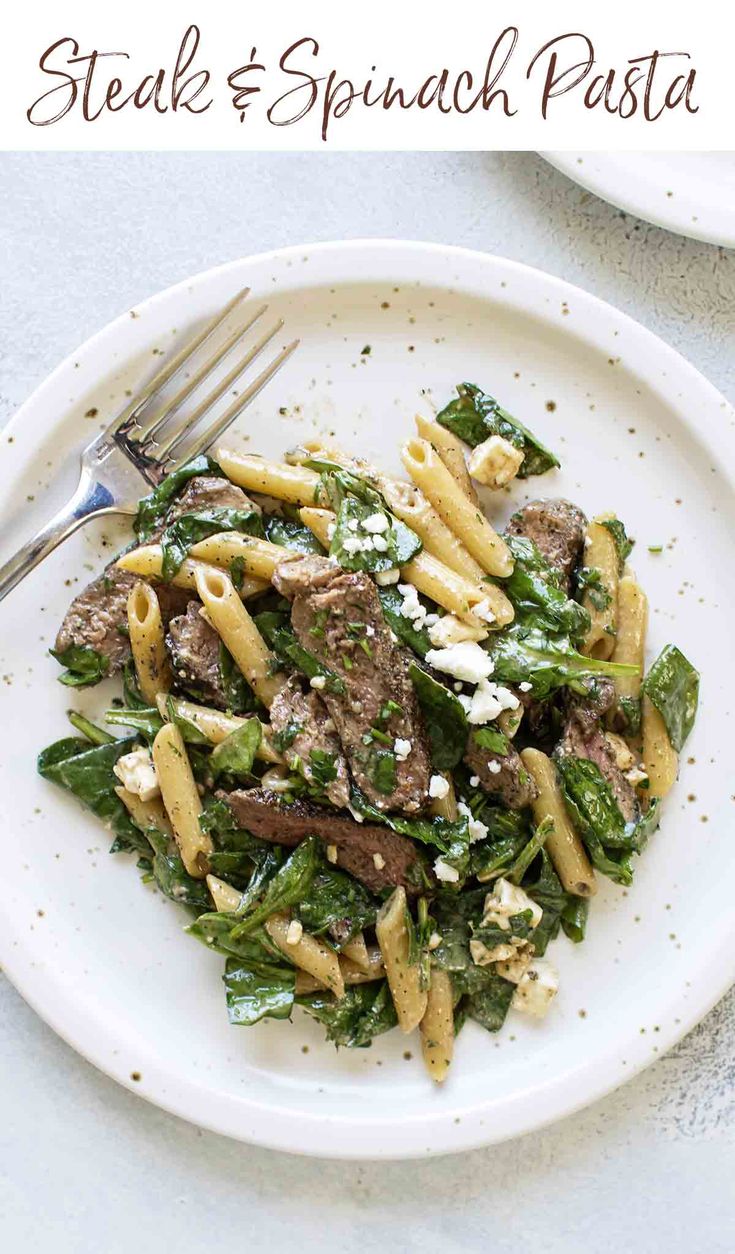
0,289,298,602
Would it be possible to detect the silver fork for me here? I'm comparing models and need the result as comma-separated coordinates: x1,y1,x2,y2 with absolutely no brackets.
0,289,299,602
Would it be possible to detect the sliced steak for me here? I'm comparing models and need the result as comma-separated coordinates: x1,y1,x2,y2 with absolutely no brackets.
464,733,538,810
166,600,228,706
55,565,189,673
557,685,639,823
163,474,261,525
274,556,431,814
269,674,350,808
506,499,587,591
220,788,425,894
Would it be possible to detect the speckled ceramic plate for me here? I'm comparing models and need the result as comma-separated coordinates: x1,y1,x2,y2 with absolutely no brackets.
543,153,735,247
1,240,733,1159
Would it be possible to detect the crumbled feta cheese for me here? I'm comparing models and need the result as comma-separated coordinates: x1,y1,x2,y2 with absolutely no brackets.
326,844,338,864
113,747,160,802
362,512,389,533
427,614,487,648
604,732,636,772
472,597,496,625
495,947,535,984
327,522,336,541
458,694,473,714
425,641,495,684
468,435,525,488
373,852,386,870
365,625,375,637
428,773,450,799
511,960,559,1018
483,878,543,930
434,857,460,883
486,759,502,775
457,801,489,844
286,919,304,946
347,517,360,532
342,536,362,555
518,681,532,693
371,534,389,552
469,775,480,787
310,675,327,690
428,931,442,951
470,938,518,967
626,766,649,787
375,568,400,586
394,738,412,761
466,678,520,725
584,534,592,549
397,583,427,629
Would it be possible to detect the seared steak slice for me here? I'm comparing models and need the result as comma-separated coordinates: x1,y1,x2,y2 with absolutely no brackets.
166,600,228,707
274,556,431,814
55,565,188,673
269,674,350,808
506,499,587,591
163,475,260,524
220,788,424,894
557,687,639,823
464,733,538,810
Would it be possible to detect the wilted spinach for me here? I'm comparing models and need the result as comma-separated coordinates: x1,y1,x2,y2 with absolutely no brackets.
37,735,147,854
134,455,225,541
489,624,637,701
641,644,699,752
298,980,397,1047
210,718,262,780
436,382,560,477
377,586,431,657
160,507,265,580
229,836,320,939
49,644,110,688
263,514,324,554
409,662,468,769
224,956,296,1026
502,535,590,641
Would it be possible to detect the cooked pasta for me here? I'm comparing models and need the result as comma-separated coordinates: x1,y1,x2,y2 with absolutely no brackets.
376,888,428,1033
152,723,212,877
520,748,597,897
266,911,345,998
117,545,268,599
194,566,282,708
642,695,679,797
420,969,455,1083
611,575,648,733
127,581,171,703
581,516,619,661
414,412,479,505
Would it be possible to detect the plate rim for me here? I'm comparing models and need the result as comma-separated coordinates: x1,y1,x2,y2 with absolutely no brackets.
541,151,735,248
1,236,734,1159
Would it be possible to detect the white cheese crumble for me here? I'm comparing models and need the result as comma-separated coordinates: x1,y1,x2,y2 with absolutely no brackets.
428,773,450,799
428,931,442,951
371,534,389,552
486,760,502,775
372,852,386,870
309,675,327,690
326,844,338,864
465,678,520,725
495,949,535,984
469,775,480,787
362,512,389,533
327,522,336,541
626,766,649,787
397,583,428,630
394,738,412,761
483,878,543,930
286,919,304,946
434,857,460,883
468,435,525,488
375,568,400,586
113,747,160,802
472,597,496,625
511,960,559,1018
457,800,489,844
518,681,533,693
347,517,360,532
425,640,495,684
428,613,487,648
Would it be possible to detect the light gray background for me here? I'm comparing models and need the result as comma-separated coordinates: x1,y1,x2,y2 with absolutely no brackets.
1,152,733,1252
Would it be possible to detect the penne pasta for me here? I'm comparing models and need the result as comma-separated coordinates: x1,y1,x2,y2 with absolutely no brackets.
299,507,334,548
116,546,268,600
380,477,486,583
206,874,243,913
294,946,385,995
189,533,294,582
194,566,283,708
126,581,171,704
376,887,428,1033
152,723,212,878
114,786,172,838
266,912,345,998
610,575,648,731
401,436,513,577
415,412,479,505
216,450,323,506
641,695,678,797
154,694,282,763
520,748,597,897
420,969,455,1083
340,932,371,972
581,516,619,661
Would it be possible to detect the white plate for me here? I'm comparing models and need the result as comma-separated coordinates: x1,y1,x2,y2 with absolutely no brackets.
543,152,735,247
1,240,733,1160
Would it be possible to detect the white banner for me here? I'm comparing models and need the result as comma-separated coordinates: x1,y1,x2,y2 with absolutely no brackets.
1,0,732,150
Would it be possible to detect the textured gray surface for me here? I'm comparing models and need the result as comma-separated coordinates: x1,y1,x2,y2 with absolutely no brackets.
1,151,733,1250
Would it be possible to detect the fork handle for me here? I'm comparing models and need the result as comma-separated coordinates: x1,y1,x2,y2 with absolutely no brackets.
0,467,126,603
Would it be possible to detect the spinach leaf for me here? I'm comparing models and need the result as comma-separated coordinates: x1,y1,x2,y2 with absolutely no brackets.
224,955,295,1026
67,711,115,746
507,815,553,884
350,787,470,856
230,836,320,938
188,913,283,961
377,586,431,657
641,644,699,752
617,695,642,738
37,735,146,854
502,535,590,641
465,975,515,1033
471,727,509,756
266,622,345,696
599,517,634,570
298,980,397,1048
555,756,660,886
160,507,265,580
122,659,148,710
297,866,377,941
409,662,468,769
364,748,397,796
210,719,262,780
436,383,560,477
521,849,565,956
105,706,163,743
49,644,110,689
134,455,225,541
263,513,324,554
489,624,637,701
330,495,421,574
305,458,384,511
149,846,211,911
576,566,612,612
561,896,589,944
